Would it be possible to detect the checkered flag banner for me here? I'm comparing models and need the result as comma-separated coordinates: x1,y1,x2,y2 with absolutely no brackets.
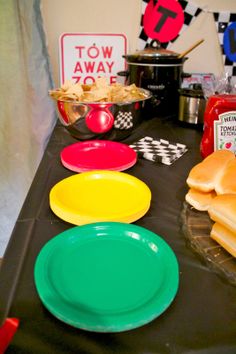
213,12,236,77
129,136,188,165
138,0,202,50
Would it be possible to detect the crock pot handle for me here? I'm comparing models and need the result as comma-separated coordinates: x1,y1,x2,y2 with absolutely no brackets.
182,72,192,78
149,39,162,49
117,70,130,77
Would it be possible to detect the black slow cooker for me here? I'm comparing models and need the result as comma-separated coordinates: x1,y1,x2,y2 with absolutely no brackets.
118,41,187,118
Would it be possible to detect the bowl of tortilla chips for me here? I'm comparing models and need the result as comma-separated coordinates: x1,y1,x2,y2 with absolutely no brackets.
49,78,152,141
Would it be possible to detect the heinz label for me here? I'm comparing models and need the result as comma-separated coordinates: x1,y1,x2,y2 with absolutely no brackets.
214,111,236,153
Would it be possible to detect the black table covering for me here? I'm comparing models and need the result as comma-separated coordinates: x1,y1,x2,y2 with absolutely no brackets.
0,117,236,354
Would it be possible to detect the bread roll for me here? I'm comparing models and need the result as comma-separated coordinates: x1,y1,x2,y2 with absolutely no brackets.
185,188,216,211
186,150,235,192
210,222,236,257
215,158,236,195
208,194,236,234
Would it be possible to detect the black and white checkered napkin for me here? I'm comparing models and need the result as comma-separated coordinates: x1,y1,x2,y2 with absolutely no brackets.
114,111,133,130
129,137,188,165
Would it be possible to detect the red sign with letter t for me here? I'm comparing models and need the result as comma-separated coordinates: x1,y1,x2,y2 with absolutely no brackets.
143,0,184,43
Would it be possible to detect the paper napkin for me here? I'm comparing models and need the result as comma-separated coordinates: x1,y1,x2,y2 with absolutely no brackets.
129,137,188,165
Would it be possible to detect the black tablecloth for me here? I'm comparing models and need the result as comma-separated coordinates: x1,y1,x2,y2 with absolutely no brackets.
0,118,236,354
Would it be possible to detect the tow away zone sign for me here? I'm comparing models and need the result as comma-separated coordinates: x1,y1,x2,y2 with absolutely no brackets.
59,33,128,85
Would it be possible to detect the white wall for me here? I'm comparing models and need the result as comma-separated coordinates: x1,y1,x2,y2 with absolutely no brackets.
41,0,236,86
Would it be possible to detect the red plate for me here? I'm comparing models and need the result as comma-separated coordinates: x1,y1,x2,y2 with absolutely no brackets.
60,140,137,172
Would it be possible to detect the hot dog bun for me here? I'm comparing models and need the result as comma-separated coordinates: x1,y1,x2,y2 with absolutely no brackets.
215,158,236,195
210,222,236,257
208,194,236,234
186,150,235,192
185,188,216,211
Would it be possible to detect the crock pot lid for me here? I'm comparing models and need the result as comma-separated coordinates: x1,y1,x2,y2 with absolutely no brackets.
124,40,180,60
179,87,205,97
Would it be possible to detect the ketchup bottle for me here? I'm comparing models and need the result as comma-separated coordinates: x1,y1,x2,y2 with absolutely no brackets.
200,94,236,158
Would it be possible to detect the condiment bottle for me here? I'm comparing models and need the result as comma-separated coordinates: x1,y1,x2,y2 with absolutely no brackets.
200,94,236,158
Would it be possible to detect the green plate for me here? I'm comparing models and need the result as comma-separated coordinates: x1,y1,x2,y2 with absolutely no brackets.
34,222,179,332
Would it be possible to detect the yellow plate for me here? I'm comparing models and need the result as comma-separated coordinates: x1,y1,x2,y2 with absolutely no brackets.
49,170,151,225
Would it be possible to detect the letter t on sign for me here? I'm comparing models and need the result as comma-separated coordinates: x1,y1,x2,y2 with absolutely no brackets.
143,0,184,43
154,5,177,33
